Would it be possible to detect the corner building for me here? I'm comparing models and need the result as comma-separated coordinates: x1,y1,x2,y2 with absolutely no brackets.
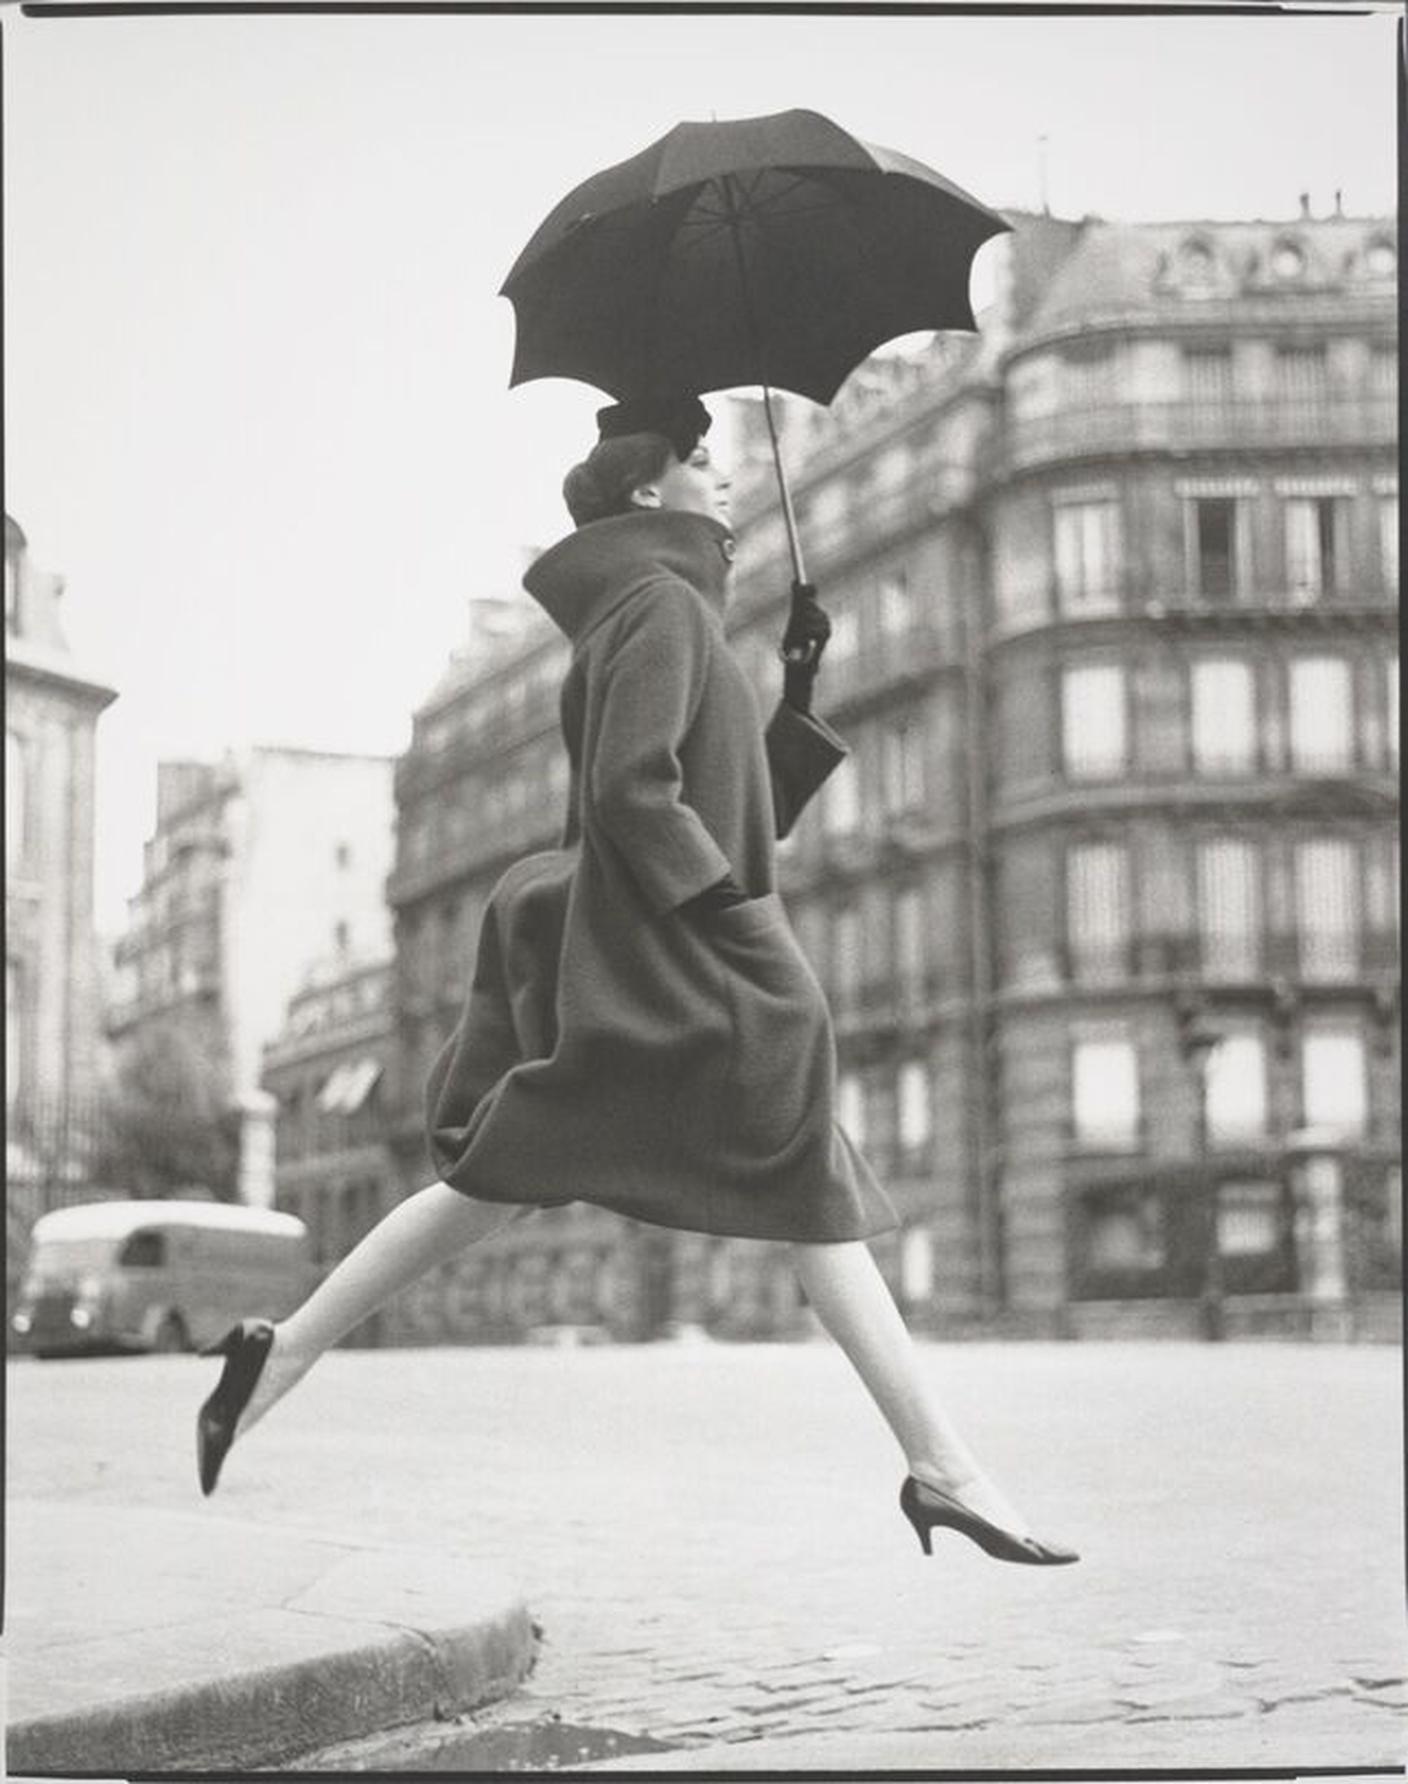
728,207,1399,1339
5,517,118,1297
385,207,1397,1342
262,954,397,1343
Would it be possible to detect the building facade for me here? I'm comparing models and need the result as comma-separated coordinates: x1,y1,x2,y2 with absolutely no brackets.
107,747,396,1205
261,953,397,1344
376,204,1397,1343
6,516,119,1296
726,206,1399,1340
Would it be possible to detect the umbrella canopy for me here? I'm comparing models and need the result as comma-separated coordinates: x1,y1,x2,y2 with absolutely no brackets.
501,108,1010,406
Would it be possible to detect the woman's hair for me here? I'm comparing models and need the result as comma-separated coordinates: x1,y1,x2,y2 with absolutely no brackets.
562,432,674,528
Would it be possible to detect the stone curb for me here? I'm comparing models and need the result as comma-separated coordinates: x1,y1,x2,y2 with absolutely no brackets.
6,1537,538,1774
9,1609,533,1775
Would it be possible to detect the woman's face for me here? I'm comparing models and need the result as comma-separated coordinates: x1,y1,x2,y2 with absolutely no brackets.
634,441,733,525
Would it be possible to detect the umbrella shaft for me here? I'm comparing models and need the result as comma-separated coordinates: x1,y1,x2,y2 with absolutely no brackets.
760,383,808,587
718,174,807,587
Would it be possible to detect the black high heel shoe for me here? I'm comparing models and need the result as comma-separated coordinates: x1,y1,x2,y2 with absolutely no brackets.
196,1320,275,1496
900,1475,1079,1567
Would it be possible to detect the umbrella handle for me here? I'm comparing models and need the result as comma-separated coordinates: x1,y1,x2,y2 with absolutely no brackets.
780,579,829,668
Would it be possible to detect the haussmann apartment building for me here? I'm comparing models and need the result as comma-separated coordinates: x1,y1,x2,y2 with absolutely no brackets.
369,202,1398,1346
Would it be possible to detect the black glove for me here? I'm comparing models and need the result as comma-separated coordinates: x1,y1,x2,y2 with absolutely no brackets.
680,874,751,918
781,583,831,715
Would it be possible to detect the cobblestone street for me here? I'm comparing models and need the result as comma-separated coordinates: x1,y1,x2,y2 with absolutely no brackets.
8,1337,1404,1770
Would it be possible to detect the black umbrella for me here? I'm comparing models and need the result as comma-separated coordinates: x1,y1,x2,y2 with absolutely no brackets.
501,107,1009,623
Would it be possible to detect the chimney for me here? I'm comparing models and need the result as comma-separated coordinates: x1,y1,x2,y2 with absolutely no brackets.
1334,189,1344,218
1298,192,1311,220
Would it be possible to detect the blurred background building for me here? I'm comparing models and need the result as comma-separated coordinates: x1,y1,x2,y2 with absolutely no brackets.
260,951,396,1344
265,202,1398,1345
5,516,119,1304
105,747,396,1206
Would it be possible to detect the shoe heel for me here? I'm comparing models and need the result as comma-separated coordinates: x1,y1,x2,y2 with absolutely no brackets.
899,1479,934,1556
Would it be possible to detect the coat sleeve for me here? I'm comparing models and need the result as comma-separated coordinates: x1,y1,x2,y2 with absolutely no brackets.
765,699,849,840
590,583,734,915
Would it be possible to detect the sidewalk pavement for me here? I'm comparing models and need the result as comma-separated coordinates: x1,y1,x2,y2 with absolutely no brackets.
3,1498,536,1774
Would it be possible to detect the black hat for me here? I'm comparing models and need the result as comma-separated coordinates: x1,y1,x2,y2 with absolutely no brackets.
595,393,712,461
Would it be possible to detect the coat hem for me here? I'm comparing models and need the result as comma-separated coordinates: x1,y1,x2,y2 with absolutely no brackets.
441,1176,899,1245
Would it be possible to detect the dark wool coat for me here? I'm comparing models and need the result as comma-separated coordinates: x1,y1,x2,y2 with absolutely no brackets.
425,509,896,1244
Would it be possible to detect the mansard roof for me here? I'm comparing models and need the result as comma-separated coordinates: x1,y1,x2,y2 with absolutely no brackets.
1025,214,1396,338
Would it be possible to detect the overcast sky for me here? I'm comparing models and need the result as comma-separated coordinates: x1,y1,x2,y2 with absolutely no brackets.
4,6,1399,933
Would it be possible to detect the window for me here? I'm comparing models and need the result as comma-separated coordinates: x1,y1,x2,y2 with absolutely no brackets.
894,885,925,1001
897,1061,932,1152
1188,498,1240,601
118,1231,169,1269
1054,500,1122,615
828,606,859,664
1276,345,1325,401
1067,841,1130,981
1284,498,1346,602
901,1228,935,1303
1197,838,1261,979
1301,1028,1368,1136
836,1071,865,1145
833,906,863,1009
1380,495,1399,595
5,730,26,869
1061,664,1127,780
4,554,16,630
823,753,861,836
1072,1032,1141,1150
1190,659,1256,775
882,717,926,815
1216,1182,1283,1258
1288,657,1353,772
878,571,914,639
1063,347,1116,410
1387,656,1399,770
1178,239,1217,286
811,480,848,534
1204,1033,1268,1145
333,920,350,955
1295,839,1359,981
794,905,827,979
1183,349,1232,404
1083,1189,1165,1273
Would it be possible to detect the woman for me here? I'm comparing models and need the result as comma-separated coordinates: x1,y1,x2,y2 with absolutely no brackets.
198,393,1076,1568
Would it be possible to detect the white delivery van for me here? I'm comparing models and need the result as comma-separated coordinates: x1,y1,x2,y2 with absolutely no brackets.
11,1200,312,1358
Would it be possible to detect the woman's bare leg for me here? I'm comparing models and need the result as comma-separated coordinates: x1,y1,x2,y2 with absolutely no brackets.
237,1186,530,1436
790,1239,1031,1535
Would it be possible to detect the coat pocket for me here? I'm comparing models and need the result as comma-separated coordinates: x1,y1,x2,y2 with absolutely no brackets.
709,890,789,940
709,896,831,1159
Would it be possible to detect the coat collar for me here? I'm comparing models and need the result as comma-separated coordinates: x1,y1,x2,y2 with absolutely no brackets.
523,510,736,644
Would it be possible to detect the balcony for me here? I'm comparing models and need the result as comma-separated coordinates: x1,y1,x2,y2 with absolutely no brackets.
821,627,958,712
388,806,562,905
989,394,1397,479
739,474,975,580
1008,928,1397,1000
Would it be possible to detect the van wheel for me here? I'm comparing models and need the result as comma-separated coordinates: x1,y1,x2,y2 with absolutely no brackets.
152,1313,190,1354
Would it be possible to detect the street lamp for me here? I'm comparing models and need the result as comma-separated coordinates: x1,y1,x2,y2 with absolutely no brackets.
1176,997,1224,1341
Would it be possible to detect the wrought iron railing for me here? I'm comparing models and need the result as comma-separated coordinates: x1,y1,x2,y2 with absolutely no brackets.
989,395,1397,477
